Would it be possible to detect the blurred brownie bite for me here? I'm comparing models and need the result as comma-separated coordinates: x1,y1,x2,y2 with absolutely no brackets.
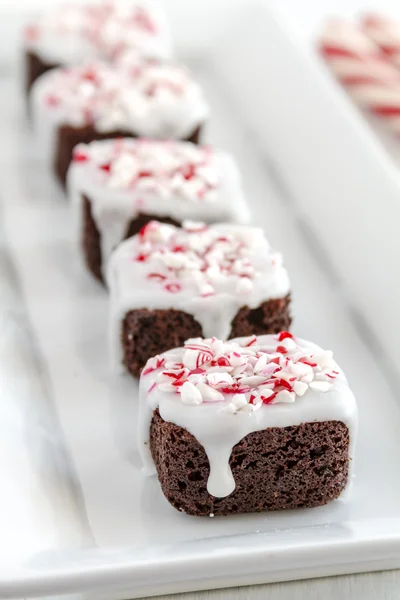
31,59,209,186
24,0,172,94
68,138,250,281
107,221,291,377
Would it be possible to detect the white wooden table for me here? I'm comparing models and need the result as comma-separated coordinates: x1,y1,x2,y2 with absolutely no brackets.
151,571,400,600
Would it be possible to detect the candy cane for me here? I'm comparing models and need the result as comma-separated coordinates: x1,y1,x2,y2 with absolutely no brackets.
362,14,400,69
319,20,400,133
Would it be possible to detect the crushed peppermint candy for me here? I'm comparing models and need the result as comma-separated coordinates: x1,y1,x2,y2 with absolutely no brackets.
143,333,340,412
131,221,282,298
39,58,204,131
72,139,219,200
24,1,165,61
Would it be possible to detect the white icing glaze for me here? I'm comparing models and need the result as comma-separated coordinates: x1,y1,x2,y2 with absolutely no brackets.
24,0,172,65
107,221,291,370
138,334,358,499
67,138,250,272
30,60,208,163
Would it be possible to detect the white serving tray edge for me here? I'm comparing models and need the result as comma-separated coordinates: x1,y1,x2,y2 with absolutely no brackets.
2,520,400,599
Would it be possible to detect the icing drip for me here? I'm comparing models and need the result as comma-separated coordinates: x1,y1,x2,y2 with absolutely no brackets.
68,139,250,275
107,222,291,369
138,334,358,498
24,0,172,64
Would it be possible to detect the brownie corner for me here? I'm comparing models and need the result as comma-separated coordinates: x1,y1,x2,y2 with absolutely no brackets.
122,309,203,377
229,294,292,338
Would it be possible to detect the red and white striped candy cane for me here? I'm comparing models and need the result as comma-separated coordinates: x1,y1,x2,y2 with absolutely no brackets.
362,14,400,69
319,20,400,134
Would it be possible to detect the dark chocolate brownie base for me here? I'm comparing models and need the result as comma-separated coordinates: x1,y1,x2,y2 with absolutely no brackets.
230,295,291,338
25,50,60,97
122,309,203,377
57,124,202,188
150,409,350,516
122,296,292,377
82,195,181,282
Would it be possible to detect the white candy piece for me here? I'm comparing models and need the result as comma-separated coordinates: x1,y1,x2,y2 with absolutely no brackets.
293,380,308,396
236,277,253,294
272,390,296,404
254,354,268,373
182,349,208,370
180,381,203,405
309,381,334,392
196,383,224,402
239,375,268,387
221,393,248,414
206,372,233,387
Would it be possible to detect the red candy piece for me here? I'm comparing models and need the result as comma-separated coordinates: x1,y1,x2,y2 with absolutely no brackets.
45,94,60,107
276,345,288,354
165,283,181,293
147,273,166,281
217,357,231,367
201,290,215,298
273,378,293,392
172,379,184,387
142,356,165,376
191,368,206,375
182,164,196,180
139,221,156,239
25,25,40,41
298,357,317,368
277,331,294,341
262,392,277,404
73,150,88,162
269,357,280,365
82,69,98,83
163,369,186,381
132,8,157,33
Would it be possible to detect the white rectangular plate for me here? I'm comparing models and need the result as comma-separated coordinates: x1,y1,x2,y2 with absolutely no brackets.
2,46,400,600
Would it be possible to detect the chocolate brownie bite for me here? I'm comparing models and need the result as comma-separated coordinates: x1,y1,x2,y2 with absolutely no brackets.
30,59,209,186
107,221,291,377
23,0,172,95
68,138,250,281
138,333,358,516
